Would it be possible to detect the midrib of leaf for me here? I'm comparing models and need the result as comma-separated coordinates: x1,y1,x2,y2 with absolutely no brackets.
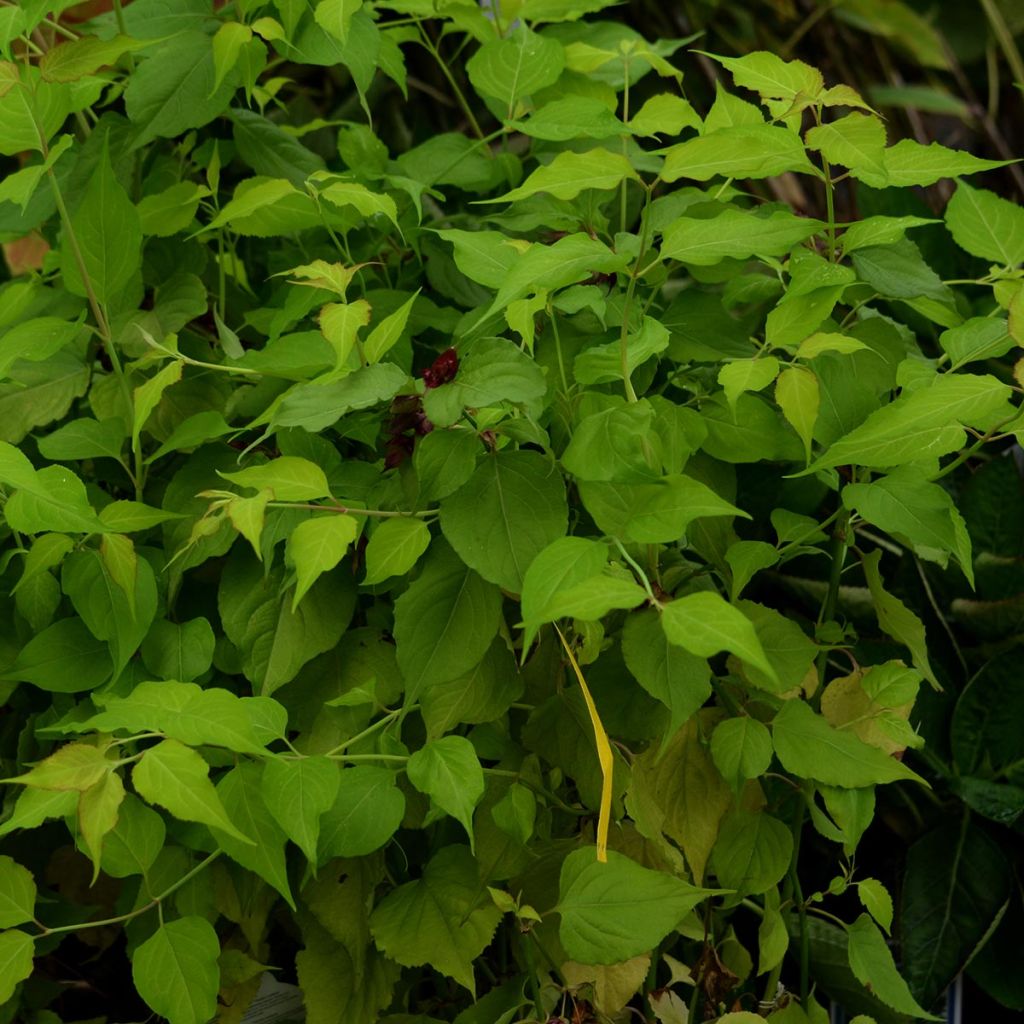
161,929,205,1022
958,185,1013,265
410,567,475,692
492,459,524,588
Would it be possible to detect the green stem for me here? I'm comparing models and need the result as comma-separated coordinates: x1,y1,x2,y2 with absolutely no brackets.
641,939,662,1022
38,851,221,937
111,0,135,69
981,0,1024,89
328,753,408,763
484,768,589,817
548,308,570,394
520,927,545,1022
37,124,137,490
618,182,654,403
416,21,485,139
267,501,438,519
816,507,850,684
620,58,631,232
611,537,659,606
823,158,837,261
323,709,403,757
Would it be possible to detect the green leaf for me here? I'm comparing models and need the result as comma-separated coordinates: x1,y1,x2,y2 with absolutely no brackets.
137,181,208,236
98,500,183,531
285,514,358,609
843,467,973,582
318,766,405,862
580,473,746,544
435,229,522,290
775,366,819,462
392,539,503,705
420,638,522,739
370,845,502,995
77,771,125,882
661,592,775,682
810,372,1014,471
661,209,823,266
425,339,547,428
725,540,779,601
131,360,182,455
702,51,824,102
0,68,71,156
516,96,627,140
59,140,141,304
661,125,815,183
840,215,937,255
718,357,780,410
483,148,636,204
711,810,792,896
854,138,1009,189
81,680,271,754
363,517,431,586
901,822,1011,1008
562,402,660,483
857,878,894,933
318,299,371,369
440,451,567,594
710,716,773,791
939,317,1014,369
771,699,924,787
573,317,670,386
272,362,408,431
141,617,216,681
945,179,1024,266
466,25,565,112
0,316,84,381
557,848,714,965
132,739,253,843
805,113,885,179
314,0,363,44
0,788,76,838
313,177,399,231
520,537,608,637
40,34,150,82
759,901,789,974
485,233,630,318
630,93,700,136
210,22,252,94
220,456,330,501
0,618,113,692
211,763,294,908
232,108,326,187
124,32,240,147
364,291,417,363
62,547,157,678
414,429,481,501
132,917,221,1024
407,736,484,851
622,608,711,743
0,930,34,1007
846,915,939,1019
99,793,164,879
220,554,354,697
861,550,938,689
37,417,125,462
0,856,35,928
261,755,340,864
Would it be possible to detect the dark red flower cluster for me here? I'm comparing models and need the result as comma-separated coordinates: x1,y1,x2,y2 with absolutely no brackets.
421,347,459,389
384,347,459,468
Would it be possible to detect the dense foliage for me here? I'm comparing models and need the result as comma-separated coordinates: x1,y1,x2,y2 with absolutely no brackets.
0,2,1022,1023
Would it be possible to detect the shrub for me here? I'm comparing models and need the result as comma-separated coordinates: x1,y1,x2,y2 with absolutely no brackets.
0,3,1021,1023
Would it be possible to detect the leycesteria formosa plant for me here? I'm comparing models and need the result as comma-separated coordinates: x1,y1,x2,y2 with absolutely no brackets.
0,2,1022,1023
